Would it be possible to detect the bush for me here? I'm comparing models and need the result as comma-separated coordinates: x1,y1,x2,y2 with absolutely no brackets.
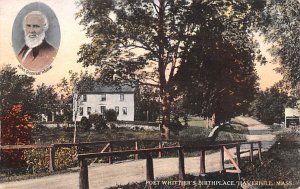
24,148,49,173
0,104,32,168
105,109,117,122
24,138,77,173
89,114,107,131
80,116,92,131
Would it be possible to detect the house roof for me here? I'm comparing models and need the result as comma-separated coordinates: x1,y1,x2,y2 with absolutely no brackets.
83,84,135,94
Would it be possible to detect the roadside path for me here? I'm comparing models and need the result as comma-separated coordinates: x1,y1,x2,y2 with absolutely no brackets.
0,117,276,189
235,116,276,150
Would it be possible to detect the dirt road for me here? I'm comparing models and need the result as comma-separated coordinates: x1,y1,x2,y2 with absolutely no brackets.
0,117,275,189
235,116,276,150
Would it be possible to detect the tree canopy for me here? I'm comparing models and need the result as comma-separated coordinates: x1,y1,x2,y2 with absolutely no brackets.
76,0,264,137
0,65,35,116
258,0,300,87
250,85,296,125
34,84,60,116
176,27,259,124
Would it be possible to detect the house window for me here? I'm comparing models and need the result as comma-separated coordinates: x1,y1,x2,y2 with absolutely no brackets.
100,94,106,101
82,94,87,102
87,107,91,115
100,106,106,114
120,94,124,101
123,107,127,115
79,107,83,116
115,106,119,115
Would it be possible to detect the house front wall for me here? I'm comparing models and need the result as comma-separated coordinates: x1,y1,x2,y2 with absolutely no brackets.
74,93,134,121
284,107,300,128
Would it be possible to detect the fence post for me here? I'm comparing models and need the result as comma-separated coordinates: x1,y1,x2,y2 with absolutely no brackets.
135,141,139,160
250,143,253,163
79,158,89,189
220,146,224,171
236,144,241,167
199,150,206,174
146,153,154,189
258,142,262,162
108,142,113,164
158,141,162,158
178,148,185,182
49,144,56,172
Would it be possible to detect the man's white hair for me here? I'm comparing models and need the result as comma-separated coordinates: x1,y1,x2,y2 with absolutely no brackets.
23,11,49,32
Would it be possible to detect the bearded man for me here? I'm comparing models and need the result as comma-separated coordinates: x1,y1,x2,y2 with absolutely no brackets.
17,11,57,71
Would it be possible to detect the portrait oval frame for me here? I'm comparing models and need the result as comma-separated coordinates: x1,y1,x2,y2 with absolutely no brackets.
12,2,61,72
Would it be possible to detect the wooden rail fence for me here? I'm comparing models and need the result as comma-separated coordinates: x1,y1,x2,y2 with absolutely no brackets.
0,140,262,189
77,141,262,189
77,146,184,189
0,139,178,172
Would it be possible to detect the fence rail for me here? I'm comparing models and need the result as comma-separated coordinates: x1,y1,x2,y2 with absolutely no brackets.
0,139,179,172
0,139,262,189
77,140,262,189
77,146,184,189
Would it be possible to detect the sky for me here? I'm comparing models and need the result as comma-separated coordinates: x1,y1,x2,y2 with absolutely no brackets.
0,0,282,90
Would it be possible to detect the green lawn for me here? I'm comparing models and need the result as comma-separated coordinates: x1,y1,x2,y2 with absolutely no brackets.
179,116,207,127
32,125,161,144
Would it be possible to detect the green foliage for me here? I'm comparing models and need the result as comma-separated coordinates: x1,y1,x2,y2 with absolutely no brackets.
54,146,77,171
24,138,77,173
258,0,300,87
89,114,107,131
0,65,35,116
134,85,160,122
80,116,92,131
76,0,264,138
175,11,259,124
34,84,60,118
24,148,49,173
250,85,292,125
104,109,117,122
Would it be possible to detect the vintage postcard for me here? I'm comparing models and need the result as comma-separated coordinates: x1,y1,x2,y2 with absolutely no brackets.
0,0,299,189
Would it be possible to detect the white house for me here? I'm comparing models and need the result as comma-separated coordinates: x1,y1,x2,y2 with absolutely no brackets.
284,100,300,128
73,85,135,121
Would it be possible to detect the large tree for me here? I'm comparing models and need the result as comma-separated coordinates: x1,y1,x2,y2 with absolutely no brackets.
76,0,263,138
259,0,300,87
178,33,258,125
250,85,295,125
175,8,259,125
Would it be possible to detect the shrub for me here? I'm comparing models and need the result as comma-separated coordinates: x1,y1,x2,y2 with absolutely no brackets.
89,114,107,131
24,138,77,173
80,116,92,131
105,109,117,122
0,104,32,168
24,148,49,173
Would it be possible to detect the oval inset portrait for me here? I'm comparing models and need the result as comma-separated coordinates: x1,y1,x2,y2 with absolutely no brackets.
12,2,60,72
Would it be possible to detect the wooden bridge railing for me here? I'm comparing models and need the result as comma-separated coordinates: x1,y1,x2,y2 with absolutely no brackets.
77,146,184,189
192,141,262,174
77,141,262,189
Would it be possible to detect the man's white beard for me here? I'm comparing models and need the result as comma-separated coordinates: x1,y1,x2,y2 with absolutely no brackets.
25,32,45,49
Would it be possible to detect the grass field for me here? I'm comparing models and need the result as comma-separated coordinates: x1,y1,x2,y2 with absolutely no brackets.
179,116,208,127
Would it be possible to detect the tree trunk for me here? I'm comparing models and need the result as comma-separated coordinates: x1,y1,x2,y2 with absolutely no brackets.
161,93,171,140
73,121,77,143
